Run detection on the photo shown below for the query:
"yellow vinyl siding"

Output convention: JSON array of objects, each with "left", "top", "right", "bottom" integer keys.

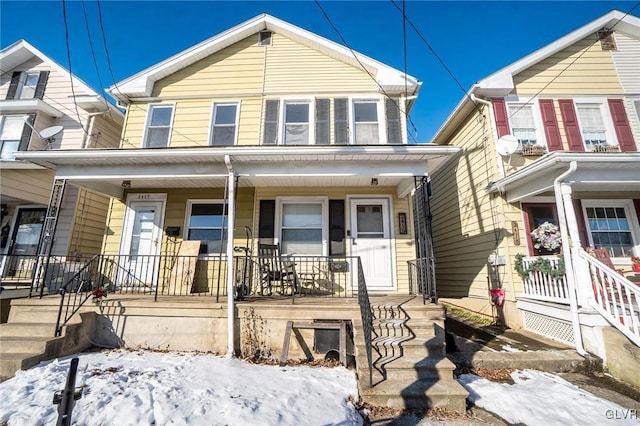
[
  {"left": 514, "top": 36, "right": 623, "bottom": 95},
  {"left": 68, "top": 189, "right": 112, "bottom": 257},
  {"left": 263, "top": 33, "right": 378, "bottom": 93}
]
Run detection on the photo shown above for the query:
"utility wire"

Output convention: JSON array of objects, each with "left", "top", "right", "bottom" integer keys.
[
  {"left": 61, "top": 0, "right": 90, "bottom": 136},
  {"left": 402, "top": 0, "right": 408, "bottom": 102},
  {"left": 313, "top": 0, "right": 419, "bottom": 143}
]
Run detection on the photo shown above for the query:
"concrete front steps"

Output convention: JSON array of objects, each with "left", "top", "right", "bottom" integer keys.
[
  {"left": 0, "top": 296, "right": 96, "bottom": 382},
  {"left": 354, "top": 298, "right": 468, "bottom": 413}
]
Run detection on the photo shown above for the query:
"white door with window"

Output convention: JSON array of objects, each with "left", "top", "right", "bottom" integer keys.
[
  {"left": 119, "top": 196, "right": 165, "bottom": 288},
  {"left": 349, "top": 198, "right": 394, "bottom": 289}
]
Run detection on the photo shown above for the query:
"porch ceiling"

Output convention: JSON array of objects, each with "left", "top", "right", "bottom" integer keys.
[
  {"left": 17, "top": 145, "right": 460, "bottom": 198},
  {"left": 489, "top": 152, "right": 640, "bottom": 203}
]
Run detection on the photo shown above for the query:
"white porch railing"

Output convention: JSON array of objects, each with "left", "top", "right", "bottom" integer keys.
[
  {"left": 520, "top": 256, "right": 570, "bottom": 304},
  {"left": 578, "top": 249, "right": 640, "bottom": 346}
]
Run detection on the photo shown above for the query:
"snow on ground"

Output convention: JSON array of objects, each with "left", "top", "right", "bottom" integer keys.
[
  {"left": 0, "top": 350, "right": 362, "bottom": 426},
  {"left": 458, "top": 369, "right": 639, "bottom": 426}
]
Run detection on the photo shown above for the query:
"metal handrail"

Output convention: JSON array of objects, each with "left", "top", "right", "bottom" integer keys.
[
  {"left": 356, "top": 257, "right": 373, "bottom": 387},
  {"left": 408, "top": 257, "right": 436, "bottom": 304}
]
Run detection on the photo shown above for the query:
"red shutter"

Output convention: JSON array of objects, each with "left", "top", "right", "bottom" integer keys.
[
  {"left": 539, "top": 100, "right": 563, "bottom": 151},
  {"left": 491, "top": 99, "right": 510, "bottom": 138},
  {"left": 558, "top": 99, "right": 584, "bottom": 152},
  {"left": 634, "top": 200, "right": 640, "bottom": 228},
  {"left": 608, "top": 99, "right": 637, "bottom": 152},
  {"left": 572, "top": 199, "right": 590, "bottom": 248}
]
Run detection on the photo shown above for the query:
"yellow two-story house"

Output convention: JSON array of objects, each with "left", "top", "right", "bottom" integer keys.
[{"left": 430, "top": 10, "right": 640, "bottom": 386}]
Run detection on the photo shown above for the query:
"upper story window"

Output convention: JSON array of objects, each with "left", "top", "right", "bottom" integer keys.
[
  {"left": 0, "top": 115, "right": 25, "bottom": 160},
  {"left": 210, "top": 103, "right": 238, "bottom": 146},
  {"left": 283, "top": 102, "right": 311, "bottom": 145},
  {"left": 508, "top": 104, "right": 538, "bottom": 146},
  {"left": 575, "top": 104, "right": 608, "bottom": 150},
  {"left": 18, "top": 72, "right": 40, "bottom": 99},
  {"left": 143, "top": 104, "right": 174, "bottom": 148},
  {"left": 185, "top": 201, "right": 227, "bottom": 255},
  {"left": 353, "top": 100, "right": 380, "bottom": 144},
  {"left": 6, "top": 71, "right": 49, "bottom": 101}
]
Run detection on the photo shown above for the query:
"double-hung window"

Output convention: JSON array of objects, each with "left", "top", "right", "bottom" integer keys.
[
  {"left": 144, "top": 104, "right": 174, "bottom": 148},
  {"left": 278, "top": 198, "right": 326, "bottom": 256},
  {"left": 0, "top": 116, "right": 24, "bottom": 160},
  {"left": 210, "top": 103, "right": 238, "bottom": 146},
  {"left": 353, "top": 100, "right": 380, "bottom": 144},
  {"left": 18, "top": 72, "right": 39, "bottom": 99},
  {"left": 576, "top": 104, "right": 608, "bottom": 150},
  {"left": 508, "top": 104, "right": 537, "bottom": 146},
  {"left": 283, "top": 102, "right": 310, "bottom": 145},
  {"left": 582, "top": 200, "right": 639, "bottom": 258},
  {"left": 185, "top": 201, "right": 228, "bottom": 255}
]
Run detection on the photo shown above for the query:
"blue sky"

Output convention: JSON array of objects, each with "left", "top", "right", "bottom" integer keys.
[{"left": 1, "top": 1, "right": 638, "bottom": 142}]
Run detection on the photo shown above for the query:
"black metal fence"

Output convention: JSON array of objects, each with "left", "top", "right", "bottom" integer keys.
[
  {"left": 356, "top": 258, "right": 374, "bottom": 387},
  {"left": 408, "top": 257, "right": 436, "bottom": 304}
]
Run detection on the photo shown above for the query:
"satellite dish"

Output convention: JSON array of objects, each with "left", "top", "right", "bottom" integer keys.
[
  {"left": 39, "top": 125, "right": 64, "bottom": 141},
  {"left": 496, "top": 135, "right": 519, "bottom": 156}
]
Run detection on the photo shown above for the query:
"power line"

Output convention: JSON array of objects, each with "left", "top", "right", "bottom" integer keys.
[
  {"left": 61, "top": 0, "right": 90, "bottom": 136},
  {"left": 313, "top": 0, "right": 419, "bottom": 143}
]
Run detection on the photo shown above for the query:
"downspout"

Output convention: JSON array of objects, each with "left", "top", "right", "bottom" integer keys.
[
  {"left": 81, "top": 112, "right": 107, "bottom": 149},
  {"left": 224, "top": 155, "right": 236, "bottom": 358},
  {"left": 553, "top": 161, "right": 587, "bottom": 356}
]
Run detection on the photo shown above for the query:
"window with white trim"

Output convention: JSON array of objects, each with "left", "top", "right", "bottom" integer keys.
[
  {"left": 210, "top": 103, "right": 238, "bottom": 146},
  {"left": 277, "top": 198, "right": 327, "bottom": 255},
  {"left": 283, "top": 102, "right": 310, "bottom": 145},
  {"left": 633, "top": 99, "right": 640, "bottom": 122},
  {"left": 508, "top": 104, "right": 537, "bottom": 146},
  {"left": 575, "top": 103, "right": 609, "bottom": 150},
  {"left": 144, "top": 104, "right": 173, "bottom": 148},
  {"left": 185, "top": 201, "right": 227, "bottom": 254},
  {"left": 0, "top": 116, "right": 24, "bottom": 160},
  {"left": 582, "top": 200, "right": 640, "bottom": 258},
  {"left": 353, "top": 100, "right": 380, "bottom": 144},
  {"left": 18, "top": 72, "right": 39, "bottom": 99}
]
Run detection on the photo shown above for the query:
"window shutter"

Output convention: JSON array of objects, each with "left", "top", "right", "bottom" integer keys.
[
  {"left": 258, "top": 200, "right": 276, "bottom": 244},
  {"left": 18, "top": 114, "right": 36, "bottom": 152},
  {"left": 263, "top": 100, "right": 279, "bottom": 145},
  {"left": 491, "top": 99, "right": 510, "bottom": 138},
  {"left": 315, "top": 98, "right": 330, "bottom": 145},
  {"left": 334, "top": 98, "right": 348, "bottom": 145},
  {"left": 385, "top": 98, "right": 402, "bottom": 144},
  {"left": 34, "top": 71, "right": 50, "bottom": 100},
  {"left": 6, "top": 72, "right": 21, "bottom": 100},
  {"left": 539, "top": 99, "right": 563, "bottom": 151},
  {"left": 634, "top": 200, "right": 640, "bottom": 225},
  {"left": 607, "top": 99, "right": 636, "bottom": 152},
  {"left": 329, "top": 200, "right": 345, "bottom": 256},
  {"left": 558, "top": 99, "right": 584, "bottom": 152},
  {"left": 572, "top": 199, "right": 590, "bottom": 248}
]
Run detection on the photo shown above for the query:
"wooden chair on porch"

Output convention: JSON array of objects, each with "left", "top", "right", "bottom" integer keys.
[{"left": 258, "top": 243, "right": 298, "bottom": 295}]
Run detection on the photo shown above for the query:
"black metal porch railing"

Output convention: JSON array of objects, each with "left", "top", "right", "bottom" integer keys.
[
  {"left": 408, "top": 257, "right": 437, "bottom": 304},
  {"left": 356, "top": 257, "right": 374, "bottom": 387}
]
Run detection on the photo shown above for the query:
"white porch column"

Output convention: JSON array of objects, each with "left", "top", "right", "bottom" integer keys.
[
  {"left": 225, "top": 156, "right": 236, "bottom": 357},
  {"left": 560, "top": 184, "right": 591, "bottom": 308}
]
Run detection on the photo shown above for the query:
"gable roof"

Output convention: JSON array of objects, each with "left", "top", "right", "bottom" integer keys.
[
  {"left": 431, "top": 9, "right": 640, "bottom": 144},
  {"left": 0, "top": 39, "right": 123, "bottom": 117},
  {"left": 108, "top": 14, "right": 420, "bottom": 104}
]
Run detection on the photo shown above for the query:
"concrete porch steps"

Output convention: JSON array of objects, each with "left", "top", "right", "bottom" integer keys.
[{"left": 354, "top": 298, "right": 468, "bottom": 413}]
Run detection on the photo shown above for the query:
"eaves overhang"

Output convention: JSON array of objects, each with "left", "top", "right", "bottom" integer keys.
[
  {"left": 0, "top": 99, "right": 63, "bottom": 118},
  {"left": 487, "top": 152, "right": 640, "bottom": 203}
]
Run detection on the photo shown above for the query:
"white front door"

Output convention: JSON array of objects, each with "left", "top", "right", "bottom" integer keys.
[
  {"left": 120, "top": 197, "right": 165, "bottom": 288},
  {"left": 349, "top": 198, "right": 394, "bottom": 289}
]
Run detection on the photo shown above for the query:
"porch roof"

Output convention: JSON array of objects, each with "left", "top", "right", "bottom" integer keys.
[
  {"left": 15, "top": 144, "right": 460, "bottom": 198},
  {"left": 487, "top": 152, "right": 640, "bottom": 203}
]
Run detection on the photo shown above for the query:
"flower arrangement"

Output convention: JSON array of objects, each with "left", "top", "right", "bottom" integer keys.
[
  {"left": 530, "top": 221, "right": 561, "bottom": 252},
  {"left": 91, "top": 287, "right": 107, "bottom": 305},
  {"left": 632, "top": 256, "right": 640, "bottom": 272}
]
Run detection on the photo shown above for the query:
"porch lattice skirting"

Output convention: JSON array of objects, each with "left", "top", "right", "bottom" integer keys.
[{"left": 522, "top": 310, "right": 575, "bottom": 345}]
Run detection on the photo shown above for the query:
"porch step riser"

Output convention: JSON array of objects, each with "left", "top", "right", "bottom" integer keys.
[
  {"left": 0, "top": 339, "right": 48, "bottom": 354},
  {"left": 0, "top": 353, "right": 44, "bottom": 383},
  {"left": 0, "top": 324, "right": 56, "bottom": 338},
  {"left": 361, "top": 392, "right": 467, "bottom": 413}
]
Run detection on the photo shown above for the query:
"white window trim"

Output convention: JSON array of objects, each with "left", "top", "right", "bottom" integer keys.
[
  {"left": 574, "top": 97, "right": 618, "bottom": 150},
  {"left": 141, "top": 103, "right": 176, "bottom": 148},
  {"left": 581, "top": 199, "right": 640, "bottom": 261},
  {"left": 278, "top": 98, "right": 315, "bottom": 146},
  {"left": 274, "top": 196, "right": 329, "bottom": 256},
  {"left": 504, "top": 97, "right": 547, "bottom": 149},
  {"left": 349, "top": 96, "right": 386, "bottom": 145},
  {"left": 183, "top": 199, "right": 228, "bottom": 257},
  {"left": 208, "top": 101, "right": 240, "bottom": 146},
  {"left": 17, "top": 71, "right": 39, "bottom": 99},
  {"left": 0, "top": 115, "right": 26, "bottom": 160}
]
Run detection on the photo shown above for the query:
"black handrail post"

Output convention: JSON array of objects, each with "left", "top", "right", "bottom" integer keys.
[
  {"left": 53, "top": 357, "right": 82, "bottom": 426},
  {"left": 55, "top": 288, "right": 66, "bottom": 337},
  {"left": 356, "top": 257, "right": 373, "bottom": 387}
]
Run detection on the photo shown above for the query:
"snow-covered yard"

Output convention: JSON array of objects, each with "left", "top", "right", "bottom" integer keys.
[{"left": 1, "top": 350, "right": 637, "bottom": 425}]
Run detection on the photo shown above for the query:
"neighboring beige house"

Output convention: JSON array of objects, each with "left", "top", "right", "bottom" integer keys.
[
  {"left": 0, "top": 40, "right": 124, "bottom": 289},
  {"left": 430, "top": 10, "right": 640, "bottom": 384}
]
